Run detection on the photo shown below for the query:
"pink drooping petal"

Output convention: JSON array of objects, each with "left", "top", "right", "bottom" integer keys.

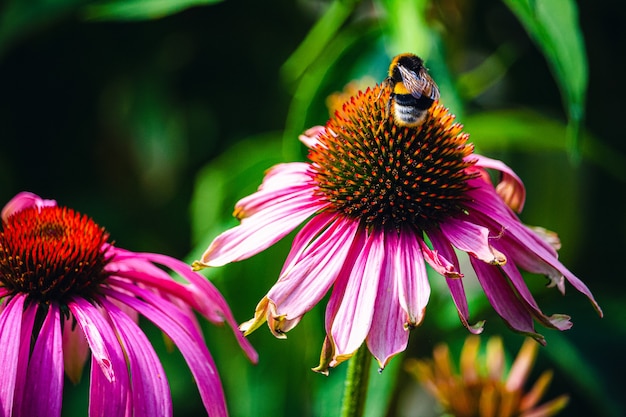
[
  {"left": 324, "top": 227, "right": 367, "bottom": 341},
  {"left": 104, "top": 289, "right": 228, "bottom": 417},
  {"left": 109, "top": 247, "right": 257, "bottom": 363},
  {"left": 328, "top": 229, "right": 383, "bottom": 360},
  {"left": 108, "top": 271, "right": 208, "bottom": 334},
  {"left": 101, "top": 298, "right": 172, "bottom": 417},
  {"left": 467, "top": 184, "right": 602, "bottom": 316},
  {"left": 418, "top": 238, "right": 462, "bottom": 278},
  {"left": 466, "top": 183, "right": 557, "bottom": 257},
  {"left": 557, "top": 267, "right": 603, "bottom": 315},
  {"left": 140, "top": 252, "right": 230, "bottom": 319},
  {"left": 256, "top": 163, "right": 313, "bottom": 193},
  {"left": 11, "top": 301, "right": 37, "bottom": 413},
  {"left": 269, "top": 214, "right": 359, "bottom": 320},
  {"left": 469, "top": 257, "right": 540, "bottom": 341},
  {"left": 466, "top": 187, "right": 565, "bottom": 290},
  {"left": 298, "top": 126, "right": 326, "bottom": 148},
  {"left": 244, "top": 212, "right": 349, "bottom": 336},
  {"left": 439, "top": 218, "right": 506, "bottom": 265},
  {"left": 63, "top": 312, "right": 90, "bottom": 385},
  {"left": 235, "top": 186, "right": 315, "bottom": 220},
  {"left": 109, "top": 247, "right": 215, "bottom": 321},
  {"left": 106, "top": 282, "right": 204, "bottom": 342},
  {"left": 428, "top": 229, "right": 483, "bottom": 334},
  {"left": 1, "top": 191, "right": 57, "bottom": 221},
  {"left": 200, "top": 193, "right": 326, "bottom": 267},
  {"left": 108, "top": 292, "right": 141, "bottom": 323},
  {"left": 68, "top": 297, "right": 129, "bottom": 417},
  {"left": 498, "top": 259, "right": 572, "bottom": 331},
  {"left": 495, "top": 237, "right": 564, "bottom": 290},
  {"left": 20, "top": 304, "right": 64, "bottom": 417},
  {"left": 280, "top": 210, "right": 336, "bottom": 274},
  {"left": 367, "top": 232, "right": 411, "bottom": 368},
  {"left": 235, "top": 164, "right": 315, "bottom": 218},
  {"left": 126, "top": 251, "right": 258, "bottom": 363},
  {"left": 0, "top": 294, "right": 26, "bottom": 416},
  {"left": 89, "top": 356, "right": 130, "bottom": 417},
  {"left": 471, "top": 154, "right": 526, "bottom": 212},
  {"left": 395, "top": 229, "right": 430, "bottom": 327},
  {"left": 464, "top": 180, "right": 557, "bottom": 261},
  {"left": 505, "top": 228, "right": 600, "bottom": 314}
]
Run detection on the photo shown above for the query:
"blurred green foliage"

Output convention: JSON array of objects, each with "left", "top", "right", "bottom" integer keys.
[
  {"left": 503, "top": 0, "right": 588, "bottom": 157},
  {"left": 1, "top": 0, "right": 624, "bottom": 416}
]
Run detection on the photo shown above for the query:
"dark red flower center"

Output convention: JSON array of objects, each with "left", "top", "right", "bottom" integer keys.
[
  {"left": 0, "top": 206, "right": 111, "bottom": 303},
  {"left": 309, "top": 85, "right": 478, "bottom": 231}
]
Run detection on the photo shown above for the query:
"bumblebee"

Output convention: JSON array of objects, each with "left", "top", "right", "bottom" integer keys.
[{"left": 382, "top": 53, "right": 440, "bottom": 127}]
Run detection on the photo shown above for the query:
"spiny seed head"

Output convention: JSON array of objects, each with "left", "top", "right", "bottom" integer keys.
[
  {"left": 0, "top": 205, "right": 111, "bottom": 304},
  {"left": 309, "top": 84, "right": 477, "bottom": 231}
]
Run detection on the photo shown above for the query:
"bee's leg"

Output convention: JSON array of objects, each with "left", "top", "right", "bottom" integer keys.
[
  {"left": 385, "top": 94, "right": 392, "bottom": 119},
  {"left": 375, "top": 94, "right": 392, "bottom": 137},
  {"left": 376, "top": 77, "right": 392, "bottom": 101}
]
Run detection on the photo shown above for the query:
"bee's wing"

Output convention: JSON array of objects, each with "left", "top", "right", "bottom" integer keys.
[{"left": 398, "top": 65, "right": 440, "bottom": 101}]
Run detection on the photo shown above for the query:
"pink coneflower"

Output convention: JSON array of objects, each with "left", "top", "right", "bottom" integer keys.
[
  {"left": 193, "top": 83, "right": 601, "bottom": 374},
  {"left": 0, "top": 191, "right": 257, "bottom": 416}
]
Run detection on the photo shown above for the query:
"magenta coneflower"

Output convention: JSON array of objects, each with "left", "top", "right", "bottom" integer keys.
[
  {"left": 0, "top": 192, "right": 257, "bottom": 416},
  {"left": 193, "top": 84, "right": 601, "bottom": 373}
]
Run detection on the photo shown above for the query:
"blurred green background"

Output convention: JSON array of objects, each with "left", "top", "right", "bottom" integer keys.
[{"left": 1, "top": 0, "right": 624, "bottom": 416}]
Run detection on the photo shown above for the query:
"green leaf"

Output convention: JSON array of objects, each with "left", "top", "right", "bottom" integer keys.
[
  {"left": 456, "top": 43, "right": 519, "bottom": 101},
  {"left": 280, "top": 0, "right": 360, "bottom": 86},
  {"left": 464, "top": 109, "right": 569, "bottom": 152},
  {"left": 502, "top": 0, "right": 588, "bottom": 159},
  {"left": 83, "top": 0, "right": 222, "bottom": 21},
  {"left": 282, "top": 26, "right": 378, "bottom": 160},
  {"left": 380, "top": 0, "right": 431, "bottom": 58},
  {"left": 463, "top": 109, "right": 626, "bottom": 183},
  {"left": 545, "top": 332, "right": 622, "bottom": 417},
  {"left": 188, "top": 132, "right": 285, "bottom": 258},
  {"left": 0, "top": 0, "right": 91, "bottom": 56}
]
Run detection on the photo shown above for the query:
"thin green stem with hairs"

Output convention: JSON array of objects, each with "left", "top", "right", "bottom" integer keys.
[{"left": 340, "top": 344, "right": 372, "bottom": 417}]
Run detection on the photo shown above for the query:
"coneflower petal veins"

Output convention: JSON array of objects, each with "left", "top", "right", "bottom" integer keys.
[{"left": 310, "top": 85, "right": 478, "bottom": 230}]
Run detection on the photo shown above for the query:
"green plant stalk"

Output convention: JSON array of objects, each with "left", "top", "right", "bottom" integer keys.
[{"left": 340, "top": 344, "right": 372, "bottom": 417}]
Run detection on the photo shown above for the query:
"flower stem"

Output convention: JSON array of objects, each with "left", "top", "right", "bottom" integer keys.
[{"left": 340, "top": 344, "right": 372, "bottom": 417}]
